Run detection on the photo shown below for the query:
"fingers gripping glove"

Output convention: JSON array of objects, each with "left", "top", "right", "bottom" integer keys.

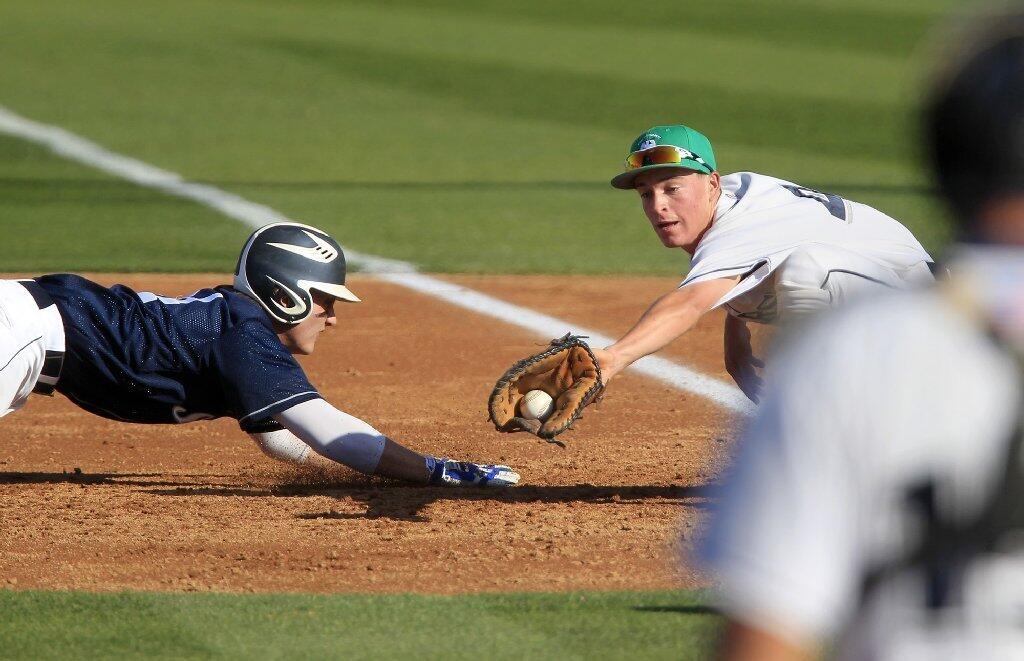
[
  {"left": 488, "top": 333, "right": 604, "bottom": 440},
  {"left": 427, "top": 457, "right": 520, "bottom": 487}
]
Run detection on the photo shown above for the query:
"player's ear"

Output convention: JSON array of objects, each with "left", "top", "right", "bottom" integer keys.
[{"left": 707, "top": 172, "right": 721, "bottom": 198}]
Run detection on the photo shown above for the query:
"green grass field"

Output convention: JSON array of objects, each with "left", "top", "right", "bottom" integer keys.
[
  {"left": 0, "top": 590, "right": 719, "bottom": 660},
  {"left": 0, "top": 0, "right": 957, "bottom": 274},
  {"left": 0, "top": 1, "right": 962, "bottom": 657}
]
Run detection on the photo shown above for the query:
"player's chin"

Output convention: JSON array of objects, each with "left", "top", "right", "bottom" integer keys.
[
  {"left": 294, "top": 340, "right": 317, "bottom": 355},
  {"left": 656, "top": 232, "right": 687, "bottom": 248},
  {"left": 653, "top": 224, "right": 686, "bottom": 247}
]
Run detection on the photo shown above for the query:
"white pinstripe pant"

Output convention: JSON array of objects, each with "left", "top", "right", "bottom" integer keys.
[{"left": 0, "top": 280, "right": 51, "bottom": 417}]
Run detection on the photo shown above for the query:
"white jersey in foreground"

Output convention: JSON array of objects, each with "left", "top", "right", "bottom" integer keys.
[
  {"left": 698, "top": 247, "right": 1024, "bottom": 660},
  {"left": 682, "top": 172, "right": 934, "bottom": 323}
]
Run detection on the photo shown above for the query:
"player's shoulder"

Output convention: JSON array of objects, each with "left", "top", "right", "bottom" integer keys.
[
  {"left": 719, "top": 171, "right": 794, "bottom": 196},
  {"left": 763, "top": 287, "right": 993, "bottom": 447},
  {"left": 212, "top": 287, "right": 277, "bottom": 332},
  {"left": 806, "top": 287, "right": 944, "bottom": 338},
  {"left": 783, "top": 286, "right": 983, "bottom": 375},
  {"left": 211, "top": 288, "right": 299, "bottom": 363},
  {"left": 715, "top": 171, "right": 810, "bottom": 219}
]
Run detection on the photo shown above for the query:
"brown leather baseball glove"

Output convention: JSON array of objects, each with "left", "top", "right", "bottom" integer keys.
[{"left": 488, "top": 334, "right": 604, "bottom": 440}]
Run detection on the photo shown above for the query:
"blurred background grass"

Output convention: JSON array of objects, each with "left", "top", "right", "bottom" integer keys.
[{"left": 0, "top": 0, "right": 960, "bottom": 273}]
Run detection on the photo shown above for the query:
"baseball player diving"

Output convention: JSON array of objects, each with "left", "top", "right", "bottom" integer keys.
[
  {"left": 0, "top": 222, "right": 519, "bottom": 487},
  {"left": 489, "top": 124, "right": 935, "bottom": 439}
]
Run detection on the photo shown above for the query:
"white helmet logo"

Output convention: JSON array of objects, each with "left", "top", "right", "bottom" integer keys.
[{"left": 267, "top": 230, "right": 338, "bottom": 263}]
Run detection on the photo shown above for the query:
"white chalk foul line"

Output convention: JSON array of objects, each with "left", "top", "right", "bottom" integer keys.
[{"left": 0, "top": 104, "right": 753, "bottom": 414}]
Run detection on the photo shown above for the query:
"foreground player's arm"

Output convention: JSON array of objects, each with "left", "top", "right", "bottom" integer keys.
[
  {"left": 274, "top": 399, "right": 518, "bottom": 486},
  {"left": 723, "top": 315, "right": 766, "bottom": 403},
  {"left": 717, "top": 620, "right": 815, "bottom": 661},
  {"left": 594, "top": 275, "right": 739, "bottom": 382}
]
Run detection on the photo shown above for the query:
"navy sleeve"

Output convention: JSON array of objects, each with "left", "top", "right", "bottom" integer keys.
[{"left": 212, "top": 320, "right": 321, "bottom": 432}]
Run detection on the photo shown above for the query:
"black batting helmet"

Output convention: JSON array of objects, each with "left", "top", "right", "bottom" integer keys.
[
  {"left": 924, "top": 9, "right": 1024, "bottom": 224},
  {"left": 234, "top": 222, "right": 360, "bottom": 325}
]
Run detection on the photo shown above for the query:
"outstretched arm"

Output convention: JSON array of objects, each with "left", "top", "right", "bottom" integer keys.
[
  {"left": 273, "top": 398, "right": 518, "bottom": 486},
  {"left": 593, "top": 276, "right": 739, "bottom": 383}
]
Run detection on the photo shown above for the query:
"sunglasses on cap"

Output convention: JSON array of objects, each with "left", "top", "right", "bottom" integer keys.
[{"left": 625, "top": 145, "right": 711, "bottom": 172}]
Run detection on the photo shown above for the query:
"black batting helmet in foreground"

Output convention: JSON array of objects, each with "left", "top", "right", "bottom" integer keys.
[
  {"left": 233, "top": 222, "right": 360, "bottom": 325},
  {"left": 925, "top": 8, "right": 1024, "bottom": 224}
]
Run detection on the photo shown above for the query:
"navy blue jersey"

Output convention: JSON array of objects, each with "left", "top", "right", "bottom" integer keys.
[{"left": 36, "top": 274, "right": 321, "bottom": 431}]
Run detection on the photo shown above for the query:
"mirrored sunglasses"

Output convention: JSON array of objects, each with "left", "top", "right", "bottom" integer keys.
[{"left": 625, "top": 145, "right": 710, "bottom": 171}]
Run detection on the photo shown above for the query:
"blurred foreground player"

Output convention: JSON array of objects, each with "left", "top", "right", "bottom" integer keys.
[
  {"left": 699, "top": 9, "right": 1024, "bottom": 660},
  {"left": 0, "top": 222, "right": 518, "bottom": 487}
]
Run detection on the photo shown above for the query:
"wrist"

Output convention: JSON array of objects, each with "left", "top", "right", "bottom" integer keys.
[
  {"left": 597, "top": 347, "right": 625, "bottom": 382},
  {"left": 425, "top": 455, "right": 445, "bottom": 485}
]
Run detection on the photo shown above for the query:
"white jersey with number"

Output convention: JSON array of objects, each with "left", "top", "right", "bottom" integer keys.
[
  {"left": 681, "top": 172, "right": 934, "bottom": 323},
  {"left": 698, "top": 247, "right": 1024, "bottom": 659}
]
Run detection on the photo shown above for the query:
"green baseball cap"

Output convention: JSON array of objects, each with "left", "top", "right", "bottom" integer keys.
[{"left": 610, "top": 124, "right": 717, "bottom": 190}]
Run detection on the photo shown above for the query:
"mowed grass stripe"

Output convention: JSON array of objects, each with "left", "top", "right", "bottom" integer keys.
[
  {"left": 0, "top": 1, "right": 955, "bottom": 273},
  {"left": 240, "top": 1, "right": 915, "bottom": 107},
  {"left": 0, "top": 1, "right": 941, "bottom": 174},
  {"left": 0, "top": 589, "right": 720, "bottom": 660},
  {"left": 0, "top": 136, "right": 250, "bottom": 273},
  {"left": 346, "top": 0, "right": 954, "bottom": 57},
  {"left": 255, "top": 37, "right": 905, "bottom": 163}
]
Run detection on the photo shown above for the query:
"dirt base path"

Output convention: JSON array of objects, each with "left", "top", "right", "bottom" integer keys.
[{"left": 0, "top": 273, "right": 743, "bottom": 594}]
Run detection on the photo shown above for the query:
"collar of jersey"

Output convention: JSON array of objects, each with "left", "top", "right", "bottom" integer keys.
[{"left": 713, "top": 188, "right": 738, "bottom": 222}]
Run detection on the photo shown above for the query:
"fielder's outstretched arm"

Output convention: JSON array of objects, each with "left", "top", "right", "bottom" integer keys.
[
  {"left": 273, "top": 398, "right": 518, "bottom": 487},
  {"left": 594, "top": 275, "right": 739, "bottom": 382}
]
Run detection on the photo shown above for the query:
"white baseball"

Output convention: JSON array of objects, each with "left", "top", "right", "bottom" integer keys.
[{"left": 519, "top": 389, "right": 555, "bottom": 421}]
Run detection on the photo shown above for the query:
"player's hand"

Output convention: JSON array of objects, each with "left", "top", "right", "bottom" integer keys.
[{"left": 427, "top": 458, "right": 520, "bottom": 487}]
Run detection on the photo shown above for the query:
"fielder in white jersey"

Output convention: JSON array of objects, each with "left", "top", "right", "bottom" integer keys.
[{"left": 595, "top": 125, "right": 933, "bottom": 401}]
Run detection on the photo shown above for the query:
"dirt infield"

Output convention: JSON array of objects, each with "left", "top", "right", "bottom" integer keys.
[{"left": 0, "top": 273, "right": 745, "bottom": 594}]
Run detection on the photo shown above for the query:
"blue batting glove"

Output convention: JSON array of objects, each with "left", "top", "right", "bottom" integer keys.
[{"left": 426, "top": 457, "right": 520, "bottom": 487}]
